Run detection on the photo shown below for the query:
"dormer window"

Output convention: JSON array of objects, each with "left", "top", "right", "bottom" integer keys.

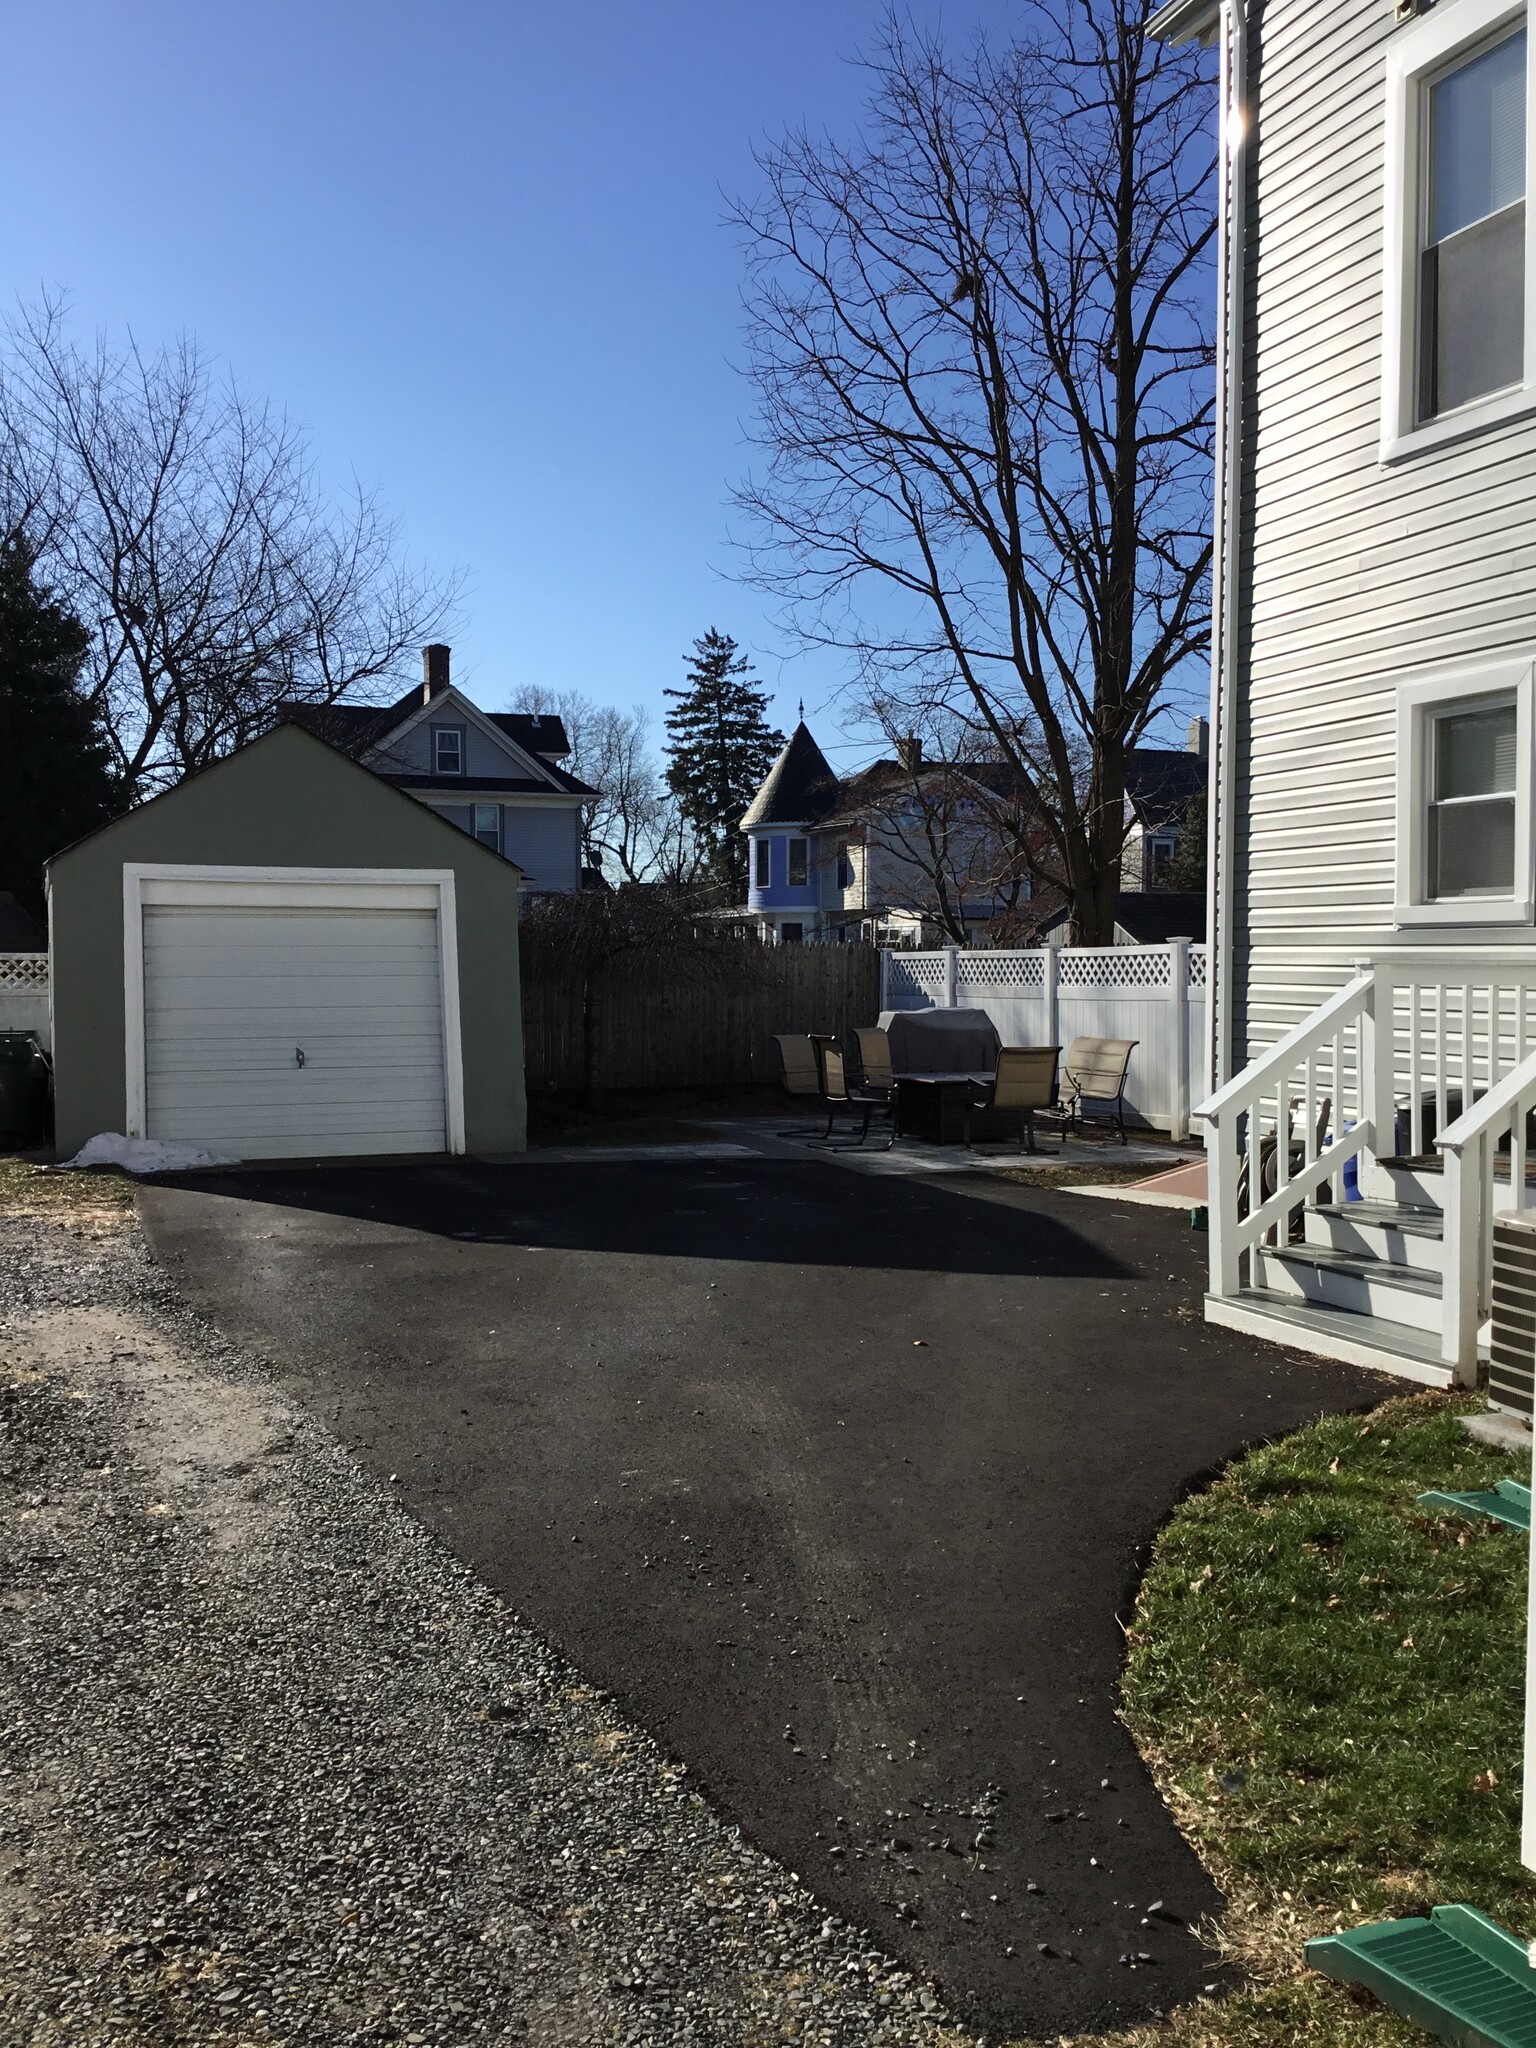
[{"left": 434, "top": 726, "right": 464, "bottom": 775}]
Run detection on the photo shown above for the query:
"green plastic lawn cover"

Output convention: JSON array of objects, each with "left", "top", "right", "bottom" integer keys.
[
  {"left": 1415, "top": 1480, "right": 1532, "bottom": 1532},
  {"left": 1306, "top": 1905, "right": 1536, "bottom": 2048}
]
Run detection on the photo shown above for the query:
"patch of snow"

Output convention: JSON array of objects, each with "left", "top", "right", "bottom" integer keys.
[{"left": 61, "top": 1133, "right": 234, "bottom": 1175}]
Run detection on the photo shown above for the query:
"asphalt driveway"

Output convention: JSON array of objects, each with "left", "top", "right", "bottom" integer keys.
[{"left": 138, "top": 1155, "right": 1387, "bottom": 2039}]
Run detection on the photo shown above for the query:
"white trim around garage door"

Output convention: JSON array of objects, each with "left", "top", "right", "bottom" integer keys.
[{"left": 122, "top": 864, "right": 467, "bottom": 1154}]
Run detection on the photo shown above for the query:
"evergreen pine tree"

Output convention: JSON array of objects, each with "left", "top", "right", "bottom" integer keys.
[
  {"left": 0, "top": 533, "right": 122, "bottom": 921},
  {"left": 663, "top": 630, "right": 784, "bottom": 898}
]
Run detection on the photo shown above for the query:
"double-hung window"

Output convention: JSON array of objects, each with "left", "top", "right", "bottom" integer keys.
[
  {"left": 1396, "top": 661, "right": 1535, "bottom": 922},
  {"left": 787, "top": 838, "right": 808, "bottom": 888},
  {"left": 1385, "top": 0, "right": 1535, "bottom": 456},
  {"left": 434, "top": 726, "right": 464, "bottom": 775},
  {"left": 472, "top": 803, "right": 501, "bottom": 852},
  {"left": 753, "top": 837, "right": 771, "bottom": 888}
]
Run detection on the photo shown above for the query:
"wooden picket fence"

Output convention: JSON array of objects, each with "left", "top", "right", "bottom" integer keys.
[{"left": 521, "top": 942, "right": 880, "bottom": 1093}]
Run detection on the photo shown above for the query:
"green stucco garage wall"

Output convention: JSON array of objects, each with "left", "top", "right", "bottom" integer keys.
[{"left": 47, "top": 722, "right": 526, "bottom": 1158}]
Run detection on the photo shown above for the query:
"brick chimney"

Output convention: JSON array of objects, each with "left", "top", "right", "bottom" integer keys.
[
  {"left": 422, "top": 644, "right": 451, "bottom": 702},
  {"left": 896, "top": 734, "right": 923, "bottom": 773}
]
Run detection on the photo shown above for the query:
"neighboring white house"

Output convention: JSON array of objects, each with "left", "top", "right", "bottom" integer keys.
[
  {"left": 283, "top": 645, "right": 595, "bottom": 894},
  {"left": 1153, "top": 0, "right": 1536, "bottom": 1397}
]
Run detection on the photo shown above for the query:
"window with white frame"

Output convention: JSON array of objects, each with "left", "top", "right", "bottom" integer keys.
[
  {"left": 1395, "top": 660, "right": 1536, "bottom": 922},
  {"left": 472, "top": 804, "right": 501, "bottom": 852},
  {"left": 787, "top": 837, "right": 808, "bottom": 888},
  {"left": 754, "top": 836, "right": 770, "bottom": 888},
  {"left": 1384, "top": 0, "right": 1535, "bottom": 457},
  {"left": 434, "top": 726, "right": 464, "bottom": 775}
]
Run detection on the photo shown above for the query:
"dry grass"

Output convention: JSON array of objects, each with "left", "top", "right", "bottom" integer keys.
[{"left": 0, "top": 1155, "right": 135, "bottom": 1232}]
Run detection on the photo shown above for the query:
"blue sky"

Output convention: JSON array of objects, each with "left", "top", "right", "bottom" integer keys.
[{"left": 4, "top": 1, "right": 1202, "bottom": 772}]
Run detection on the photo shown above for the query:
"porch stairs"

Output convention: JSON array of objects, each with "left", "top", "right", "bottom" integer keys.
[
  {"left": 1207, "top": 1168, "right": 1455, "bottom": 1388},
  {"left": 1202, "top": 959, "right": 1536, "bottom": 1393}
]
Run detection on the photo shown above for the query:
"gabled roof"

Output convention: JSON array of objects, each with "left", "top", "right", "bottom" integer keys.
[
  {"left": 279, "top": 689, "right": 595, "bottom": 798},
  {"left": 739, "top": 723, "right": 840, "bottom": 828}
]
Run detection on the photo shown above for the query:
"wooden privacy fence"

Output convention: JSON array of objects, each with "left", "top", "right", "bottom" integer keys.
[{"left": 521, "top": 943, "right": 881, "bottom": 1093}]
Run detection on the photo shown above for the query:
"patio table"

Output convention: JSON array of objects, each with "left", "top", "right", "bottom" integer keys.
[{"left": 893, "top": 1070, "right": 998, "bottom": 1144}]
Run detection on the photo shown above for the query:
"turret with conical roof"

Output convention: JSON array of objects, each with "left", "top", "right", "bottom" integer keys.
[{"left": 739, "top": 723, "right": 843, "bottom": 938}]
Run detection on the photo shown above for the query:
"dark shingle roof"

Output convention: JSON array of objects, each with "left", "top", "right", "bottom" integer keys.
[
  {"left": 1124, "top": 747, "right": 1207, "bottom": 830},
  {"left": 278, "top": 695, "right": 592, "bottom": 794},
  {"left": 739, "top": 724, "right": 840, "bottom": 828},
  {"left": 1038, "top": 890, "right": 1206, "bottom": 944}
]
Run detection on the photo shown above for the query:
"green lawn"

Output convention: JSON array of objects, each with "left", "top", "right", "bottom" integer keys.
[{"left": 1057, "top": 1391, "right": 1536, "bottom": 2047}]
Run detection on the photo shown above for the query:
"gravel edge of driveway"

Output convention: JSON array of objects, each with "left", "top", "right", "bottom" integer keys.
[{"left": 0, "top": 1199, "right": 978, "bottom": 2048}]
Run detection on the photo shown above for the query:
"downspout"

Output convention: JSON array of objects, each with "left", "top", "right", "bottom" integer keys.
[{"left": 1208, "top": 0, "right": 1249, "bottom": 1090}]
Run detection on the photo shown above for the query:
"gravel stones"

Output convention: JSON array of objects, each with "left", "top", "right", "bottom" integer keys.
[{"left": 0, "top": 1205, "right": 959, "bottom": 2046}]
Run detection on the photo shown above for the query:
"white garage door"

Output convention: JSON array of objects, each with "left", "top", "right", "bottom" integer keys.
[{"left": 141, "top": 897, "right": 450, "bottom": 1159}]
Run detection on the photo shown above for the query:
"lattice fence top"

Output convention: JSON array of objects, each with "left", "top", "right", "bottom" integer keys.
[
  {"left": 886, "top": 953, "right": 947, "bottom": 994},
  {"left": 1188, "top": 946, "right": 1208, "bottom": 988},
  {"left": 1058, "top": 947, "right": 1171, "bottom": 992},
  {"left": 0, "top": 953, "right": 47, "bottom": 991},
  {"left": 956, "top": 952, "right": 1046, "bottom": 992}
]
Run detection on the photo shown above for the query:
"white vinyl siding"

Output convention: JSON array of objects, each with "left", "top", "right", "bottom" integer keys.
[
  {"left": 1228, "top": 0, "right": 1536, "bottom": 1066},
  {"left": 142, "top": 904, "right": 446, "bottom": 1158}
]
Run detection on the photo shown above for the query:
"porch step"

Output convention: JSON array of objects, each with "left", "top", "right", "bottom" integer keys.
[
  {"left": 1257, "top": 1241, "right": 1442, "bottom": 1332},
  {"left": 1306, "top": 1201, "right": 1444, "bottom": 1275},
  {"left": 1207, "top": 1288, "right": 1453, "bottom": 1388}
]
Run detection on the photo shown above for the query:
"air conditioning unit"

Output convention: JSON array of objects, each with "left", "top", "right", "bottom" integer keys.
[{"left": 1490, "top": 1214, "right": 1536, "bottom": 1418}]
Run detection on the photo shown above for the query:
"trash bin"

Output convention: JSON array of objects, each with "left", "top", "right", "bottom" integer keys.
[{"left": 0, "top": 1032, "right": 50, "bottom": 1149}]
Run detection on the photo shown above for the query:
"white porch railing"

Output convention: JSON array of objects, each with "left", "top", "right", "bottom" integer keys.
[
  {"left": 1201, "top": 970, "right": 1376, "bottom": 1294},
  {"left": 1202, "top": 950, "right": 1536, "bottom": 1385}
]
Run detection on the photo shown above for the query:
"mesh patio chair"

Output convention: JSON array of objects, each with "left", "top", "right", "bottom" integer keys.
[
  {"left": 963, "top": 1045, "right": 1062, "bottom": 1153},
  {"left": 1056, "top": 1037, "right": 1139, "bottom": 1144},
  {"left": 774, "top": 1034, "right": 832, "bottom": 1140},
  {"left": 851, "top": 1027, "right": 894, "bottom": 1096},
  {"left": 819, "top": 1041, "right": 896, "bottom": 1149}
]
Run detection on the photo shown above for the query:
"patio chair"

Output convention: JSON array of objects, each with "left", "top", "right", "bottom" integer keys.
[
  {"left": 963, "top": 1045, "right": 1062, "bottom": 1153},
  {"left": 1056, "top": 1037, "right": 1139, "bottom": 1144},
  {"left": 774, "top": 1034, "right": 834, "bottom": 1140},
  {"left": 818, "top": 1041, "right": 895, "bottom": 1149},
  {"left": 851, "top": 1026, "right": 894, "bottom": 1096}
]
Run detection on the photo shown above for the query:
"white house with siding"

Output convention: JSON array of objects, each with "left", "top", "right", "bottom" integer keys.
[{"left": 1153, "top": 0, "right": 1536, "bottom": 1400}]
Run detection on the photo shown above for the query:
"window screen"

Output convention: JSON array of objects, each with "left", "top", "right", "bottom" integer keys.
[
  {"left": 472, "top": 803, "right": 501, "bottom": 851},
  {"left": 1420, "top": 30, "right": 1527, "bottom": 419},
  {"left": 1428, "top": 698, "right": 1518, "bottom": 896}
]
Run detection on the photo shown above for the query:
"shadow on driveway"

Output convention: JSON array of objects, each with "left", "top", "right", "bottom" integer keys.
[{"left": 139, "top": 1155, "right": 1388, "bottom": 2039}]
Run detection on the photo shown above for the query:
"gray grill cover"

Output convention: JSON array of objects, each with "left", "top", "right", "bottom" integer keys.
[{"left": 878, "top": 1007, "right": 1001, "bottom": 1076}]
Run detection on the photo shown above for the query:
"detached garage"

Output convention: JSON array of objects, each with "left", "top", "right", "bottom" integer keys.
[{"left": 49, "top": 723, "right": 526, "bottom": 1161}]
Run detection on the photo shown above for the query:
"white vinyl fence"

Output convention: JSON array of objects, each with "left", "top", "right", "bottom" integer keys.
[
  {"left": 880, "top": 941, "right": 1208, "bottom": 1138},
  {"left": 0, "top": 954, "right": 49, "bottom": 1050}
]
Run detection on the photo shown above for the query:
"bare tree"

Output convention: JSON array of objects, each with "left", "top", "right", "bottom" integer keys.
[
  {"left": 735, "top": 6, "right": 1215, "bottom": 942},
  {"left": 0, "top": 297, "right": 457, "bottom": 802},
  {"left": 511, "top": 682, "right": 705, "bottom": 887}
]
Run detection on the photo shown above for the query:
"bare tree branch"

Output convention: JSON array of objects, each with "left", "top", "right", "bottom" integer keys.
[
  {"left": 0, "top": 295, "right": 461, "bottom": 802},
  {"left": 733, "top": 5, "right": 1215, "bottom": 941}
]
